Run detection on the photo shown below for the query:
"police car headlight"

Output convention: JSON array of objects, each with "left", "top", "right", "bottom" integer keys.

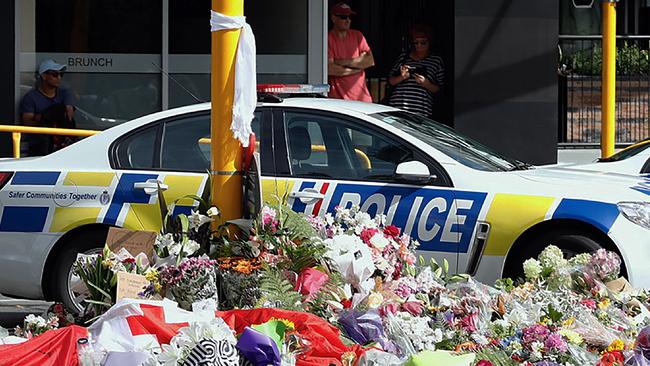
[{"left": 617, "top": 202, "right": 650, "bottom": 230}]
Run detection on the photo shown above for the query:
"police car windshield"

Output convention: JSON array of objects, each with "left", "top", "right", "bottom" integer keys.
[{"left": 371, "top": 111, "right": 528, "bottom": 172}]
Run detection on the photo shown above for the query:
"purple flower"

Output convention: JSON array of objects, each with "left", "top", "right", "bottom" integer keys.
[
  {"left": 544, "top": 332, "right": 567, "bottom": 353},
  {"left": 522, "top": 324, "right": 550, "bottom": 345}
]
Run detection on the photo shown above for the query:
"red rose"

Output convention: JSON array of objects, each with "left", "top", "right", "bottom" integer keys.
[
  {"left": 476, "top": 361, "right": 493, "bottom": 366},
  {"left": 121, "top": 257, "right": 136, "bottom": 264},
  {"left": 383, "top": 225, "right": 400, "bottom": 238},
  {"left": 341, "top": 299, "right": 353, "bottom": 309},
  {"left": 360, "top": 228, "right": 378, "bottom": 244}
]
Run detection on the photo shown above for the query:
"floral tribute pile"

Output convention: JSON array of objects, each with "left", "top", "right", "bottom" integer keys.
[{"left": 5, "top": 203, "right": 650, "bottom": 366}]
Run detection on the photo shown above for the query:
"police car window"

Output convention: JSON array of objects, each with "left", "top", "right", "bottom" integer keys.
[
  {"left": 371, "top": 111, "right": 527, "bottom": 172},
  {"left": 114, "top": 125, "right": 157, "bottom": 169},
  {"left": 285, "top": 111, "right": 415, "bottom": 181},
  {"left": 599, "top": 140, "right": 650, "bottom": 162},
  {"left": 160, "top": 112, "right": 262, "bottom": 172}
]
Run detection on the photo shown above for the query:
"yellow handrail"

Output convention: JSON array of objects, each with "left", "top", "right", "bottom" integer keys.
[{"left": 0, "top": 124, "right": 100, "bottom": 158}]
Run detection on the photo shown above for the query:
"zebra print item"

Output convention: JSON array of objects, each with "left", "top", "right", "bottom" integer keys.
[{"left": 181, "top": 339, "right": 240, "bottom": 366}]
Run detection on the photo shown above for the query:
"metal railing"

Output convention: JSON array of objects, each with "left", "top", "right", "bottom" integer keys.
[
  {"left": 559, "top": 35, "right": 650, "bottom": 145},
  {"left": 0, "top": 125, "right": 99, "bottom": 158}
]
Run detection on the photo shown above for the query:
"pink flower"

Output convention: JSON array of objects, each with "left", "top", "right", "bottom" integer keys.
[
  {"left": 294, "top": 268, "right": 329, "bottom": 299},
  {"left": 544, "top": 332, "right": 568, "bottom": 353},
  {"left": 402, "top": 301, "right": 423, "bottom": 316},
  {"left": 522, "top": 324, "right": 550, "bottom": 345},
  {"left": 261, "top": 206, "right": 277, "bottom": 227},
  {"left": 379, "top": 303, "right": 399, "bottom": 317},
  {"left": 476, "top": 361, "right": 493, "bottom": 366},
  {"left": 459, "top": 313, "right": 478, "bottom": 332},
  {"left": 580, "top": 298, "right": 597, "bottom": 310}
]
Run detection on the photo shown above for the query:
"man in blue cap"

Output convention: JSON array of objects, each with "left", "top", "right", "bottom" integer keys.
[{"left": 20, "top": 59, "right": 76, "bottom": 155}]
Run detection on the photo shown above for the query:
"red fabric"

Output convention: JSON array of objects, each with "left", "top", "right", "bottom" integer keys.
[
  {"left": 327, "top": 29, "right": 373, "bottom": 102},
  {"left": 127, "top": 303, "right": 188, "bottom": 345},
  {"left": 217, "top": 308, "right": 365, "bottom": 366},
  {"left": 0, "top": 325, "right": 87, "bottom": 366}
]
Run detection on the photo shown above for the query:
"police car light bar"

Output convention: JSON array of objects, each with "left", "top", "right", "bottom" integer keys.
[{"left": 256, "top": 84, "right": 330, "bottom": 95}]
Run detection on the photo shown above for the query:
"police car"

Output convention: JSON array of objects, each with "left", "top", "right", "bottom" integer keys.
[
  {"left": 566, "top": 138, "right": 650, "bottom": 175},
  {"left": 0, "top": 84, "right": 649, "bottom": 311}
]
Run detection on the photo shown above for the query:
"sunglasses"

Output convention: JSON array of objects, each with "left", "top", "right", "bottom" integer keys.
[
  {"left": 46, "top": 71, "right": 64, "bottom": 78},
  {"left": 335, "top": 14, "right": 351, "bottom": 20},
  {"left": 411, "top": 40, "right": 429, "bottom": 46}
]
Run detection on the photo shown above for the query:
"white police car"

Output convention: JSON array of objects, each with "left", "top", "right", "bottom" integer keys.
[
  {"left": 0, "top": 85, "right": 649, "bottom": 311},
  {"left": 566, "top": 139, "right": 650, "bottom": 175}
]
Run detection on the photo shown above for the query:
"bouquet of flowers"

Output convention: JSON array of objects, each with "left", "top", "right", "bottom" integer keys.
[
  {"left": 74, "top": 245, "right": 150, "bottom": 317},
  {"left": 14, "top": 314, "right": 59, "bottom": 338},
  {"left": 159, "top": 257, "right": 219, "bottom": 311}
]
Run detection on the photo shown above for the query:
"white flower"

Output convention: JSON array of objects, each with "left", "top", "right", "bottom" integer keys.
[
  {"left": 248, "top": 241, "right": 261, "bottom": 257},
  {"left": 539, "top": 245, "right": 568, "bottom": 269},
  {"left": 523, "top": 258, "right": 542, "bottom": 280},
  {"left": 530, "top": 341, "right": 544, "bottom": 360},
  {"left": 156, "top": 233, "right": 175, "bottom": 249},
  {"left": 183, "top": 240, "right": 200, "bottom": 256},
  {"left": 206, "top": 206, "right": 220, "bottom": 218},
  {"left": 366, "top": 292, "right": 384, "bottom": 308},
  {"left": 188, "top": 210, "right": 212, "bottom": 230},
  {"left": 369, "top": 232, "right": 389, "bottom": 250}
]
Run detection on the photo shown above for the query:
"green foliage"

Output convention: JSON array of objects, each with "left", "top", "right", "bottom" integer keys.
[
  {"left": 305, "top": 269, "right": 345, "bottom": 319},
  {"left": 494, "top": 278, "right": 514, "bottom": 293},
  {"left": 562, "top": 41, "right": 650, "bottom": 75},
  {"left": 257, "top": 267, "right": 303, "bottom": 311},
  {"left": 544, "top": 304, "right": 564, "bottom": 324},
  {"left": 426, "top": 256, "right": 470, "bottom": 284},
  {"left": 274, "top": 204, "right": 317, "bottom": 242}
]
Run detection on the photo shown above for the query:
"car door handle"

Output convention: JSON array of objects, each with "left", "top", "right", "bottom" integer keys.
[
  {"left": 134, "top": 179, "right": 168, "bottom": 195},
  {"left": 289, "top": 189, "right": 325, "bottom": 204}
]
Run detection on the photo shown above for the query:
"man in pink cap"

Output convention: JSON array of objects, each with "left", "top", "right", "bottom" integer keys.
[{"left": 327, "top": 2, "right": 374, "bottom": 102}]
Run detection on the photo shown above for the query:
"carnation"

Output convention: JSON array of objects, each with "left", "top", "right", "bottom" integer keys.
[{"left": 544, "top": 332, "right": 568, "bottom": 353}]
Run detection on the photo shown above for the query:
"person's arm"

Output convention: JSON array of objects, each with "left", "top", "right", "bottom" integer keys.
[
  {"left": 65, "top": 105, "right": 74, "bottom": 121},
  {"left": 21, "top": 112, "right": 40, "bottom": 126},
  {"left": 328, "top": 57, "right": 361, "bottom": 76},
  {"left": 389, "top": 65, "right": 410, "bottom": 86},
  {"left": 413, "top": 74, "right": 440, "bottom": 94},
  {"left": 336, "top": 52, "right": 375, "bottom": 70}
]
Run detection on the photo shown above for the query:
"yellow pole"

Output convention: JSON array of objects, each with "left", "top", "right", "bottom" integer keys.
[
  {"left": 211, "top": 0, "right": 243, "bottom": 225},
  {"left": 12, "top": 133, "right": 21, "bottom": 158},
  {"left": 601, "top": 0, "right": 616, "bottom": 158}
]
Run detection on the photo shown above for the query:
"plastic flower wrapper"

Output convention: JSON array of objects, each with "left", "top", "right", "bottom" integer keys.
[
  {"left": 385, "top": 311, "right": 442, "bottom": 355},
  {"left": 294, "top": 268, "right": 328, "bottom": 300},
  {"left": 13, "top": 314, "right": 59, "bottom": 338},
  {"left": 338, "top": 309, "right": 391, "bottom": 350},
  {"left": 357, "top": 348, "right": 402, "bottom": 366},
  {"left": 146, "top": 317, "right": 239, "bottom": 366},
  {"left": 570, "top": 310, "right": 620, "bottom": 348},
  {"left": 237, "top": 327, "right": 282, "bottom": 366},
  {"left": 324, "top": 234, "right": 376, "bottom": 292}
]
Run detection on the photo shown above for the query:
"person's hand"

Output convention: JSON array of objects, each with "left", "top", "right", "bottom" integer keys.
[
  {"left": 399, "top": 65, "right": 410, "bottom": 80},
  {"left": 413, "top": 73, "right": 428, "bottom": 85}
]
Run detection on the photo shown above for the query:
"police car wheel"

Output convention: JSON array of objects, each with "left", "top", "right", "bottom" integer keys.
[
  {"left": 50, "top": 231, "right": 106, "bottom": 314},
  {"left": 503, "top": 231, "right": 603, "bottom": 281}
]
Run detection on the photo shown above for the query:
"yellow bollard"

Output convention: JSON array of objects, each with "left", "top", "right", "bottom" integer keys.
[
  {"left": 12, "top": 132, "right": 21, "bottom": 158},
  {"left": 601, "top": 0, "right": 616, "bottom": 158},
  {"left": 211, "top": 0, "right": 244, "bottom": 226}
]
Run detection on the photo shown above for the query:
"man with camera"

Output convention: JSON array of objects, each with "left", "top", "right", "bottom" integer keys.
[{"left": 387, "top": 23, "right": 445, "bottom": 118}]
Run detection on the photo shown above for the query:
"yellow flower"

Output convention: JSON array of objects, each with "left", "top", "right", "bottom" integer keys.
[
  {"left": 145, "top": 268, "right": 159, "bottom": 282},
  {"left": 101, "top": 258, "right": 113, "bottom": 269},
  {"left": 606, "top": 339, "right": 625, "bottom": 352},
  {"left": 598, "top": 299, "right": 611, "bottom": 309},
  {"left": 366, "top": 292, "right": 384, "bottom": 309},
  {"left": 558, "top": 329, "right": 583, "bottom": 345},
  {"left": 270, "top": 317, "right": 295, "bottom": 330},
  {"left": 341, "top": 351, "right": 356, "bottom": 366},
  {"left": 153, "top": 283, "right": 162, "bottom": 292},
  {"left": 539, "top": 317, "right": 551, "bottom": 325},
  {"left": 562, "top": 317, "right": 575, "bottom": 327}
]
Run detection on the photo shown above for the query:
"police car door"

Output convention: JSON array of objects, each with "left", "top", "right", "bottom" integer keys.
[
  {"left": 275, "top": 108, "right": 464, "bottom": 272},
  {"left": 111, "top": 109, "right": 270, "bottom": 232}
]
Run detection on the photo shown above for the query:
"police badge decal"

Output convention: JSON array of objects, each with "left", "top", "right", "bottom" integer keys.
[{"left": 99, "top": 190, "right": 110, "bottom": 205}]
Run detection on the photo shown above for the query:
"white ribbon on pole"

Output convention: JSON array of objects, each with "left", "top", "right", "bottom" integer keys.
[{"left": 210, "top": 10, "right": 257, "bottom": 147}]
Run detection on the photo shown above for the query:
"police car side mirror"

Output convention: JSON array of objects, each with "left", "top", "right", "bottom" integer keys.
[{"left": 395, "top": 161, "right": 436, "bottom": 184}]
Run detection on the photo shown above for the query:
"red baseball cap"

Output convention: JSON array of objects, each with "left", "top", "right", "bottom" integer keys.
[{"left": 331, "top": 2, "right": 356, "bottom": 16}]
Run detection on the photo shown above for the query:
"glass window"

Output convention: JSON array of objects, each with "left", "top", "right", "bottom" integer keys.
[
  {"left": 113, "top": 124, "right": 158, "bottom": 169},
  {"left": 159, "top": 112, "right": 262, "bottom": 172},
  {"left": 284, "top": 111, "right": 418, "bottom": 182}
]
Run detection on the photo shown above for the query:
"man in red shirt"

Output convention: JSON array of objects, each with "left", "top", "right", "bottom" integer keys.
[{"left": 327, "top": 3, "right": 374, "bottom": 102}]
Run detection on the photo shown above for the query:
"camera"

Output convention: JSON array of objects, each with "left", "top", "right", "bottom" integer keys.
[{"left": 407, "top": 65, "right": 427, "bottom": 76}]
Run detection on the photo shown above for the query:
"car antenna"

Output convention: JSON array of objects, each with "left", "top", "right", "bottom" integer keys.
[{"left": 151, "top": 62, "right": 204, "bottom": 103}]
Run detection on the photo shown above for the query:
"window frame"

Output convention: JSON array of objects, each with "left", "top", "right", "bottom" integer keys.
[
  {"left": 273, "top": 107, "right": 453, "bottom": 187},
  {"left": 109, "top": 109, "right": 274, "bottom": 174}
]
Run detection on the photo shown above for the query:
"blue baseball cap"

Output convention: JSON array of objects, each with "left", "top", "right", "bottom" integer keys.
[{"left": 38, "top": 59, "right": 66, "bottom": 75}]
